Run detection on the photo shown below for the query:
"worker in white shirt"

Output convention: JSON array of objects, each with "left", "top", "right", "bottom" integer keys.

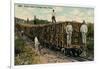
[
  {"left": 65, "top": 22, "right": 73, "bottom": 47},
  {"left": 80, "top": 20, "right": 88, "bottom": 45},
  {"left": 52, "top": 9, "right": 56, "bottom": 23},
  {"left": 34, "top": 36, "right": 40, "bottom": 55},
  {"left": 80, "top": 20, "right": 88, "bottom": 57}
]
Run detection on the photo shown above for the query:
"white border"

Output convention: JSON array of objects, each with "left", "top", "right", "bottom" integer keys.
[
  {"left": 11, "top": 0, "right": 96, "bottom": 69},
  {"left": 11, "top": 0, "right": 14, "bottom": 68}
]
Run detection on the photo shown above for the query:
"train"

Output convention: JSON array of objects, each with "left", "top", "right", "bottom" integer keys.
[{"left": 15, "top": 21, "right": 83, "bottom": 57}]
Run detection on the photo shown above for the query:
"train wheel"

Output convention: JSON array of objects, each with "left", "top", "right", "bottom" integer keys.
[{"left": 74, "top": 48, "right": 83, "bottom": 57}]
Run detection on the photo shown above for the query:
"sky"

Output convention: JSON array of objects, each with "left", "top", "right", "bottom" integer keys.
[{"left": 15, "top": 3, "right": 94, "bottom": 23}]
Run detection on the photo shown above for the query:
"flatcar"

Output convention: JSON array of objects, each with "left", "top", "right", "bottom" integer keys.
[{"left": 15, "top": 21, "right": 83, "bottom": 57}]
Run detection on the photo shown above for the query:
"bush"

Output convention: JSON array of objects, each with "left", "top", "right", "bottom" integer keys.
[
  {"left": 87, "top": 23, "right": 94, "bottom": 52},
  {"left": 15, "top": 46, "right": 41, "bottom": 65},
  {"left": 15, "top": 37, "right": 41, "bottom": 65},
  {"left": 15, "top": 38, "right": 25, "bottom": 55},
  {"left": 87, "top": 23, "right": 94, "bottom": 38}
]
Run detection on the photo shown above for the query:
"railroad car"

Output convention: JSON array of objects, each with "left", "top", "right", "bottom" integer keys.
[{"left": 15, "top": 22, "right": 83, "bottom": 57}]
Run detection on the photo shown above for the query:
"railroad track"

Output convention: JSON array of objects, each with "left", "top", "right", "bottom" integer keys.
[{"left": 69, "top": 56, "right": 91, "bottom": 62}]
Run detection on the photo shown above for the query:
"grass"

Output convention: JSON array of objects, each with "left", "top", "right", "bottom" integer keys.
[{"left": 15, "top": 35, "right": 41, "bottom": 65}]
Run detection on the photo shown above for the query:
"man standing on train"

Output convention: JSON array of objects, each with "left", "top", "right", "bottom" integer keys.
[
  {"left": 65, "top": 22, "right": 73, "bottom": 47},
  {"left": 51, "top": 9, "right": 56, "bottom": 23},
  {"left": 80, "top": 20, "right": 88, "bottom": 57}
]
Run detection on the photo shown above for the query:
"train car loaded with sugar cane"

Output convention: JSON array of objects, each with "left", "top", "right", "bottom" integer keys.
[{"left": 15, "top": 21, "right": 85, "bottom": 57}]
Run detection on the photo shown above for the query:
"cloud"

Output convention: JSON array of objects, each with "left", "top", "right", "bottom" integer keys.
[
  {"left": 54, "top": 7, "right": 63, "bottom": 12},
  {"left": 15, "top": 5, "right": 34, "bottom": 20},
  {"left": 15, "top": 4, "right": 94, "bottom": 23},
  {"left": 56, "top": 16, "right": 66, "bottom": 22},
  {"left": 66, "top": 8, "right": 94, "bottom": 23}
]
